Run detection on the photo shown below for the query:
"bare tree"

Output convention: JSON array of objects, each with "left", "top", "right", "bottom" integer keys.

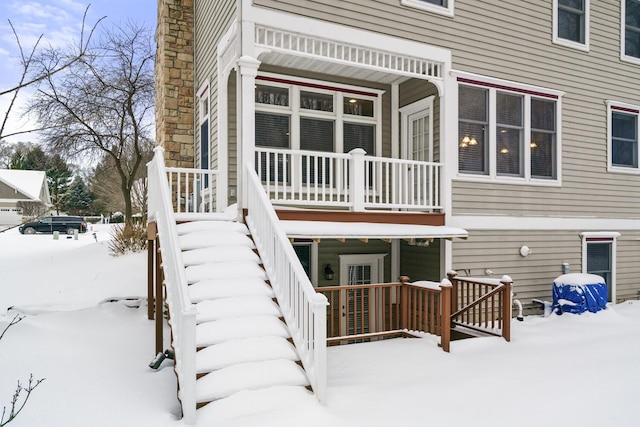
[
  {"left": 0, "top": 315, "right": 45, "bottom": 427},
  {"left": 28, "top": 22, "right": 155, "bottom": 231},
  {"left": 16, "top": 201, "right": 48, "bottom": 221},
  {"left": 0, "top": 7, "right": 103, "bottom": 141}
]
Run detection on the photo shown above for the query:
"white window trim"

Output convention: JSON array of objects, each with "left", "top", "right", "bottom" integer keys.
[
  {"left": 338, "top": 254, "right": 387, "bottom": 286},
  {"left": 401, "top": 0, "right": 454, "bottom": 17},
  {"left": 552, "top": 0, "right": 590, "bottom": 52},
  {"left": 399, "top": 96, "right": 435, "bottom": 161},
  {"left": 580, "top": 231, "right": 619, "bottom": 302},
  {"left": 621, "top": 0, "right": 640, "bottom": 65},
  {"left": 606, "top": 100, "right": 640, "bottom": 174},
  {"left": 452, "top": 70, "right": 564, "bottom": 187},
  {"left": 255, "top": 72, "right": 384, "bottom": 156}
]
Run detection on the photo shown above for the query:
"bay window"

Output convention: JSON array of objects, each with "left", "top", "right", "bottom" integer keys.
[{"left": 457, "top": 76, "right": 562, "bottom": 183}]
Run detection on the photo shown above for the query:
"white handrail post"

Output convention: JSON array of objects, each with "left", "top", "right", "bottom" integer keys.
[
  {"left": 181, "top": 310, "right": 197, "bottom": 424},
  {"left": 312, "top": 294, "right": 328, "bottom": 403},
  {"left": 349, "top": 148, "right": 366, "bottom": 212}
]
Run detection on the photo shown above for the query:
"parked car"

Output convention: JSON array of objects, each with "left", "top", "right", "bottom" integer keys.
[{"left": 19, "top": 216, "right": 88, "bottom": 235}]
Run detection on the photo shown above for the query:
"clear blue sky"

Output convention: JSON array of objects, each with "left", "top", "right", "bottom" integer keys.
[{"left": 0, "top": 0, "right": 157, "bottom": 142}]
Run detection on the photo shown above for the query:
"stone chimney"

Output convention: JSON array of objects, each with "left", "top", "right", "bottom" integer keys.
[{"left": 155, "top": 0, "right": 194, "bottom": 167}]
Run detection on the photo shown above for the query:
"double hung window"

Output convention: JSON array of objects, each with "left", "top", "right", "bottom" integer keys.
[
  {"left": 623, "top": 0, "right": 640, "bottom": 62},
  {"left": 457, "top": 75, "right": 562, "bottom": 183},
  {"left": 254, "top": 74, "right": 381, "bottom": 183},
  {"left": 608, "top": 102, "right": 640, "bottom": 172},
  {"left": 553, "top": 0, "right": 589, "bottom": 50}
]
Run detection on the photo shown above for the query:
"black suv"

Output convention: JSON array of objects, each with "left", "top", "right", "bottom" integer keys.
[{"left": 19, "top": 216, "right": 88, "bottom": 235}]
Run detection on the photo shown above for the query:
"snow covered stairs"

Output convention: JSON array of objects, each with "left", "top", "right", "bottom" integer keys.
[{"left": 175, "top": 219, "right": 310, "bottom": 407}]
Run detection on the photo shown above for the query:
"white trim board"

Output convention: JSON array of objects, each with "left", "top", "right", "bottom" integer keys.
[{"left": 449, "top": 215, "right": 640, "bottom": 231}]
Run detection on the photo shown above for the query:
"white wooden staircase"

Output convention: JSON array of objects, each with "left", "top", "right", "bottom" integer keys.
[{"left": 175, "top": 218, "right": 310, "bottom": 407}]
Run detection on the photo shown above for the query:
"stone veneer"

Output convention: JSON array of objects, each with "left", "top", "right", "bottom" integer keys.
[{"left": 155, "top": 0, "right": 195, "bottom": 167}]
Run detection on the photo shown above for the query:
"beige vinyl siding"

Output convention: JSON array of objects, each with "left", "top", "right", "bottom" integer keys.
[
  {"left": 316, "top": 240, "right": 392, "bottom": 288},
  {"left": 194, "top": 0, "right": 236, "bottom": 175},
  {"left": 252, "top": 0, "right": 640, "bottom": 219},
  {"left": 399, "top": 239, "right": 441, "bottom": 282},
  {"left": 0, "top": 182, "right": 28, "bottom": 199},
  {"left": 452, "top": 229, "right": 640, "bottom": 308}
]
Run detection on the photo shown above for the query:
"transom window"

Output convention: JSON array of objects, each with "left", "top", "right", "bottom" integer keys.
[
  {"left": 608, "top": 101, "right": 640, "bottom": 172},
  {"left": 401, "top": 0, "right": 454, "bottom": 17},
  {"left": 457, "top": 76, "right": 562, "bottom": 184},
  {"left": 553, "top": 0, "right": 589, "bottom": 50},
  {"left": 254, "top": 74, "right": 381, "bottom": 156},
  {"left": 623, "top": 0, "right": 640, "bottom": 62}
]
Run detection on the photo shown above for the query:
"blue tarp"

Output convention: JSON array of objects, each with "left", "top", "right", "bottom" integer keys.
[{"left": 552, "top": 273, "right": 608, "bottom": 315}]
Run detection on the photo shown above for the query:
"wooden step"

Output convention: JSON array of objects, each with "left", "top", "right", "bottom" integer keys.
[
  {"left": 185, "top": 262, "right": 266, "bottom": 284},
  {"left": 188, "top": 278, "right": 274, "bottom": 302},
  {"left": 196, "top": 359, "right": 308, "bottom": 402},
  {"left": 176, "top": 220, "right": 249, "bottom": 235},
  {"left": 182, "top": 246, "right": 260, "bottom": 266},
  {"left": 196, "top": 315, "right": 290, "bottom": 347},
  {"left": 195, "top": 336, "right": 298, "bottom": 373},
  {"left": 195, "top": 296, "right": 281, "bottom": 323},
  {"left": 179, "top": 231, "right": 255, "bottom": 251}
]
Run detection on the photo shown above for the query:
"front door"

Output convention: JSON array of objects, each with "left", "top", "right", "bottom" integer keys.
[{"left": 401, "top": 97, "right": 434, "bottom": 162}]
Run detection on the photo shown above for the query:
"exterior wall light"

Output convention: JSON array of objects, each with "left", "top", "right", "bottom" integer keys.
[{"left": 324, "top": 264, "right": 334, "bottom": 280}]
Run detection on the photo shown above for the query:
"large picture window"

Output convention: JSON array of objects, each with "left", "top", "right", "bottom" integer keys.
[
  {"left": 623, "top": 0, "right": 640, "bottom": 62},
  {"left": 553, "top": 0, "right": 589, "bottom": 50},
  {"left": 608, "top": 102, "right": 640, "bottom": 172},
  {"left": 457, "top": 76, "right": 562, "bottom": 183}
]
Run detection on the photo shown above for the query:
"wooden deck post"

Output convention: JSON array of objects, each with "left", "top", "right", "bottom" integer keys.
[
  {"left": 147, "top": 222, "right": 157, "bottom": 321},
  {"left": 398, "top": 276, "right": 410, "bottom": 330},
  {"left": 155, "top": 236, "right": 164, "bottom": 355},
  {"left": 447, "top": 271, "right": 458, "bottom": 315},
  {"left": 500, "top": 276, "right": 512, "bottom": 343},
  {"left": 439, "top": 278, "right": 452, "bottom": 353}
]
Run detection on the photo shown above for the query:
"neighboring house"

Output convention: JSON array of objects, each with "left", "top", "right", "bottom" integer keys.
[
  {"left": 0, "top": 169, "right": 51, "bottom": 226},
  {"left": 150, "top": 0, "right": 640, "bottom": 419}
]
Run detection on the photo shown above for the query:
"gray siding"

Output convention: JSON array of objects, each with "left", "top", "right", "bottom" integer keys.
[
  {"left": 316, "top": 240, "right": 392, "bottom": 288},
  {"left": 452, "top": 229, "right": 640, "bottom": 307},
  {"left": 399, "top": 239, "right": 441, "bottom": 282},
  {"left": 252, "top": 0, "right": 640, "bottom": 219}
]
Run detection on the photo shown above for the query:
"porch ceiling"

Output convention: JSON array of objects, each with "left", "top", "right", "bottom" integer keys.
[
  {"left": 280, "top": 220, "right": 468, "bottom": 240},
  {"left": 259, "top": 51, "right": 407, "bottom": 85}
]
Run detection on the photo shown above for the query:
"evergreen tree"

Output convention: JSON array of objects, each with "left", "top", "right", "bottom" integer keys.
[
  {"left": 46, "top": 154, "right": 73, "bottom": 214},
  {"left": 64, "top": 177, "right": 93, "bottom": 215}
]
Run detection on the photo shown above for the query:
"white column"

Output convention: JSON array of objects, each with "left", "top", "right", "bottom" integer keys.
[
  {"left": 439, "top": 63, "right": 456, "bottom": 273},
  {"left": 348, "top": 148, "right": 366, "bottom": 212},
  {"left": 236, "top": 55, "right": 261, "bottom": 214}
]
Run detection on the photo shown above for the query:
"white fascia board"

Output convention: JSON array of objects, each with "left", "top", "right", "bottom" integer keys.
[
  {"left": 449, "top": 215, "right": 640, "bottom": 231},
  {"left": 242, "top": 0, "right": 451, "bottom": 64},
  {"left": 450, "top": 69, "right": 566, "bottom": 99}
]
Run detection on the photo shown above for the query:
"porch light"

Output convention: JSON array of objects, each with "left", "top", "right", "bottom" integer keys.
[{"left": 324, "top": 264, "right": 334, "bottom": 281}]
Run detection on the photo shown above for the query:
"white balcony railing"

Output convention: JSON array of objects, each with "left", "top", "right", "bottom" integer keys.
[
  {"left": 254, "top": 147, "right": 441, "bottom": 211},
  {"left": 165, "top": 166, "right": 219, "bottom": 215},
  {"left": 245, "top": 161, "right": 329, "bottom": 403},
  {"left": 148, "top": 147, "right": 197, "bottom": 424}
]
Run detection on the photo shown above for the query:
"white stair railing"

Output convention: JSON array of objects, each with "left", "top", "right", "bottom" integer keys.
[
  {"left": 148, "top": 147, "right": 197, "bottom": 424},
  {"left": 244, "top": 161, "right": 329, "bottom": 403},
  {"left": 165, "top": 166, "right": 219, "bottom": 214}
]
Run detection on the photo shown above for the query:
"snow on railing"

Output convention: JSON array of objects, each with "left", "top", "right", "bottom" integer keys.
[
  {"left": 148, "top": 147, "right": 197, "bottom": 424},
  {"left": 244, "top": 161, "right": 329, "bottom": 403},
  {"left": 165, "top": 166, "right": 219, "bottom": 214},
  {"left": 254, "top": 147, "right": 441, "bottom": 211}
]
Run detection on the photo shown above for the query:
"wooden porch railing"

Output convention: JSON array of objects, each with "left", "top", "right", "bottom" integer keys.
[
  {"left": 317, "top": 276, "right": 453, "bottom": 352},
  {"left": 447, "top": 272, "right": 511, "bottom": 342}
]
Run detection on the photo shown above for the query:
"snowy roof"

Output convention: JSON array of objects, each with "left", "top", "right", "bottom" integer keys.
[
  {"left": 279, "top": 220, "right": 468, "bottom": 239},
  {"left": 0, "top": 169, "right": 48, "bottom": 202}
]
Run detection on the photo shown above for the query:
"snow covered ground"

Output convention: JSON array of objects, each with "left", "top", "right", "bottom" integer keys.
[{"left": 1, "top": 224, "right": 639, "bottom": 426}]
